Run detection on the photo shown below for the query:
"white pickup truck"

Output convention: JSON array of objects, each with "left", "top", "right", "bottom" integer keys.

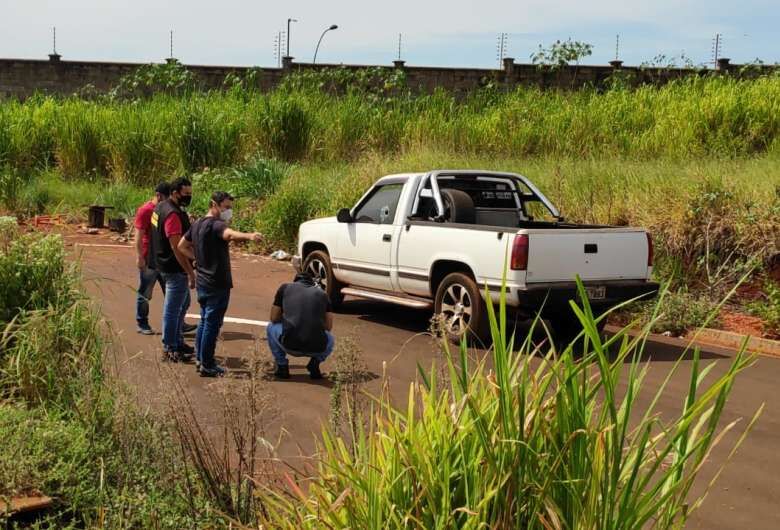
[{"left": 294, "top": 170, "right": 659, "bottom": 343}]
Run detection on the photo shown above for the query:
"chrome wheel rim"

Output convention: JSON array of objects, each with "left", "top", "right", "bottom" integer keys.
[
  {"left": 439, "top": 283, "right": 472, "bottom": 336},
  {"left": 306, "top": 258, "right": 328, "bottom": 291}
]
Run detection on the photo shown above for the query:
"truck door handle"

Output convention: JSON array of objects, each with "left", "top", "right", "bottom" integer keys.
[{"left": 382, "top": 234, "right": 392, "bottom": 242}]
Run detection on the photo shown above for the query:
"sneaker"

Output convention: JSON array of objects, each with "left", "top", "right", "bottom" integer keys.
[
  {"left": 162, "top": 350, "right": 181, "bottom": 363},
  {"left": 178, "top": 343, "right": 195, "bottom": 355},
  {"left": 306, "top": 358, "right": 323, "bottom": 380},
  {"left": 137, "top": 326, "right": 154, "bottom": 336},
  {"left": 274, "top": 364, "right": 290, "bottom": 379},
  {"left": 182, "top": 322, "right": 198, "bottom": 334},
  {"left": 200, "top": 365, "right": 226, "bottom": 378}
]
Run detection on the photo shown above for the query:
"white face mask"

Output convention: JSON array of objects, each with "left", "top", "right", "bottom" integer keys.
[{"left": 219, "top": 208, "right": 233, "bottom": 223}]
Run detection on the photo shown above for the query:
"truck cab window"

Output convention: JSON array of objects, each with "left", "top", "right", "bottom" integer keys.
[{"left": 353, "top": 184, "right": 404, "bottom": 224}]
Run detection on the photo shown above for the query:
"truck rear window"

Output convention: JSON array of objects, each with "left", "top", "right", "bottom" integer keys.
[{"left": 438, "top": 178, "right": 519, "bottom": 209}]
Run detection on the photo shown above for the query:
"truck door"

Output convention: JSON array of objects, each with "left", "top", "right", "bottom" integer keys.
[{"left": 334, "top": 183, "right": 404, "bottom": 292}]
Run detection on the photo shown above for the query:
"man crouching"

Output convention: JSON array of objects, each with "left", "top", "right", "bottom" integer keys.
[{"left": 267, "top": 272, "right": 335, "bottom": 380}]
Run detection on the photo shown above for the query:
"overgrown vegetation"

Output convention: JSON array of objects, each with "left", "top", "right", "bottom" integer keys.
[
  {"left": 0, "top": 225, "right": 217, "bottom": 528},
  {"left": 1, "top": 73, "right": 780, "bottom": 184},
  {"left": 257, "top": 281, "right": 759, "bottom": 528}
]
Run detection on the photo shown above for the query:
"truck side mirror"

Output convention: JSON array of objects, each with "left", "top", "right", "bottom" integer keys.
[{"left": 337, "top": 208, "right": 353, "bottom": 223}]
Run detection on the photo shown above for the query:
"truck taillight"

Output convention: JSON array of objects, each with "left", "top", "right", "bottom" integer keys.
[
  {"left": 511, "top": 234, "right": 529, "bottom": 271},
  {"left": 646, "top": 232, "right": 654, "bottom": 266}
]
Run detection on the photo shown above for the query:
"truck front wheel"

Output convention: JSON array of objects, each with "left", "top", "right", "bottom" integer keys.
[
  {"left": 302, "top": 250, "right": 344, "bottom": 308},
  {"left": 434, "top": 272, "right": 489, "bottom": 345}
]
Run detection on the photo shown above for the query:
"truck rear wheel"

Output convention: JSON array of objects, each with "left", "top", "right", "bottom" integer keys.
[
  {"left": 302, "top": 250, "right": 344, "bottom": 308},
  {"left": 434, "top": 272, "right": 489, "bottom": 345}
]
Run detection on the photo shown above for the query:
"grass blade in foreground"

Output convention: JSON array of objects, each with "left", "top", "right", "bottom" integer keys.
[{"left": 259, "top": 277, "right": 757, "bottom": 529}]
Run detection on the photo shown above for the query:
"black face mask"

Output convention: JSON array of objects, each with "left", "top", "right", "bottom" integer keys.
[{"left": 178, "top": 194, "right": 192, "bottom": 208}]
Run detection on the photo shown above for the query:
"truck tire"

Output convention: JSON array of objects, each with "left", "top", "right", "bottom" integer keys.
[
  {"left": 434, "top": 272, "right": 489, "bottom": 345},
  {"left": 302, "top": 250, "right": 344, "bottom": 308},
  {"left": 440, "top": 189, "right": 475, "bottom": 224}
]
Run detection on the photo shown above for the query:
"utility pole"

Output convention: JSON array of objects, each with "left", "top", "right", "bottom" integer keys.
[
  {"left": 397, "top": 33, "right": 402, "bottom": 60},
  {"left": 49, "top": 26, "right": 61, "bottom": 61},
  {"left": 274, "top": 31, "right": 283, "bottom": 67},
  {"left": 711, "top": 33, "right": 722, "bottom": 67},
  {"left": 169, "top": 30, "right": 174, "bottom": 61},
  {"left": 286, "top": 18, "right": 297, "bottom": 58},
  {"left": 496, "top": 32, "right": 507, "bottom": 67},
  {"left": 615, "top": 34, "right": 620, "bottom": 61}
]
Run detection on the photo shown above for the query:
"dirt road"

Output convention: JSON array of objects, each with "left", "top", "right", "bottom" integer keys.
[{"left": 73, "top": 237, "right": 778, "bottom": 530}]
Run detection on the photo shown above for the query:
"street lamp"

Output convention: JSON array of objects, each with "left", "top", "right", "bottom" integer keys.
[
  {"left": 286, "top": 18, "right": 298, "bottom": 58},
  {"left": 313, "top": 24, "right": 338, "bottom": 64}
]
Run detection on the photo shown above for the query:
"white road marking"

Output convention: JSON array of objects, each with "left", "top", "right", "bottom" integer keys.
[
  {"left": 74, "top": 243, "right": 131, "bottom": 249},
  {"left": 186, "top": 313, "right": 269, "bottom": 327}
]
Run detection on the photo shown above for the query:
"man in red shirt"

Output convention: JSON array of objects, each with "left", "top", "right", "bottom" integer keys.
[{"left": 134, "top": 182, "right": 170, "bottom": 335}]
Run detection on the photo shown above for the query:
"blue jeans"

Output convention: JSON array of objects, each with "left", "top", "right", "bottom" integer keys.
[
  {"left": 195, "top": 288, "right": 230, "bottom": 369},
  {"left": 160, "top": 272, "right": 190, "bottom": 352},
  {"left": 266, "top": 322, "right": 334, "bottom": 366},
  {"left": 136, "top": 267, "right": 165, "bottom": 328}
]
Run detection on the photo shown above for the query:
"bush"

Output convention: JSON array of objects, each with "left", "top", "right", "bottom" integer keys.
[
  {"left": 748, "top": 280, "right": 780, "bottom": 336},
  {"left": 0, "top": 233, "right": 73, "bottom": 324}
]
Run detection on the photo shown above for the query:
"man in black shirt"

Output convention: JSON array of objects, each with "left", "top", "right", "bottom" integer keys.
[
  {"left": 267, "top": 272, "right": 335, "bottom": 379},
  {"left": 179, "top": 191, "right": 261, "bottom": 377},
  {"left": 151, "top": 177, "right": 196, "bottom": 362}
]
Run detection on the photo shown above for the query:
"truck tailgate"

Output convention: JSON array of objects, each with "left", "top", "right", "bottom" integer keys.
[{"left": 524, "top": 228, "right": 649, "bottom": 283}]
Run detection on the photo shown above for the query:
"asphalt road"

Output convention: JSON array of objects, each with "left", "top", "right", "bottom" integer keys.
[{"left": 73, "top": 237, "right": 779, "bottom": 530}]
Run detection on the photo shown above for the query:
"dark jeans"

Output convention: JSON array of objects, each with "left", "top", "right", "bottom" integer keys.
[
  {"left": 136, "top": 267, "right": 165, "bottom": 328},
  {"left": 196, "top": 288, "right": 231, "bottom": 369},
  {"left": 160, "top": 272, "right": 190, "bottom": 352},
  {"left": 266, "top": 322, "right": 334, "bottom": 366}
]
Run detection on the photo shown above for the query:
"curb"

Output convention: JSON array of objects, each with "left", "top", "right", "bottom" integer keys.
[
  {"left": 692, "top": 328, "right": 780, "bottom": 358},
  {"left": 605, "top": 325, "right": 780, "bottom": 359}
]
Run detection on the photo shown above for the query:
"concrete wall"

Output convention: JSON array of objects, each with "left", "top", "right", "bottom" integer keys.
[{"left": 0, "top": 54, "right": 773, "bottom": 100}]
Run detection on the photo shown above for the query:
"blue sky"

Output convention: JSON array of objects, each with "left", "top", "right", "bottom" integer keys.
[{"left": 2, "top": 0, "right": 777, "bottom": 68}]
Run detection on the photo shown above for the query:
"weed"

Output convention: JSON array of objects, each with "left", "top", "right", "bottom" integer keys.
[{"left": 748, "top": 280, "right": 780, "bottom": 336}]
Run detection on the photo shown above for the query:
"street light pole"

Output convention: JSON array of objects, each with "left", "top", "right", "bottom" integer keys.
[
  {"left": 286, "top": 18, "right": 297, "bottom": 57},
  {"left": 313, "top": 24, "right": 338, "bottom": 64}
]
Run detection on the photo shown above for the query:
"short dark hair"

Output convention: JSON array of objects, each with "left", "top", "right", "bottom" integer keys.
[
  {"left": 154, "top": 182, "right": 171, "bottom": 197},
  {"left": 170, "top": 177, "right": 192, "bottom": 193},
  {"left": 211, "top": 191, "right": 234, "bottom": 206}
]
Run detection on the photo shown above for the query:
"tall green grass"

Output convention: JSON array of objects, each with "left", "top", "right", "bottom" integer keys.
[
  {"left": 1, "top": 74, "right": 779, "bottom": 184},
  {"left": 259, "top": 280, "right": 758, "bottom": 529}
]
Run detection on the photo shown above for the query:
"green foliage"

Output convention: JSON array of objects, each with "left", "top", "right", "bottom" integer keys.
[
  {"left": 1, "top": 75, "right": 779, "bottom": 185},
  {"left": 260, "top": 279, "right": 756, "bottom": 529},
  {"left": 531, "top": 38, "right": 594, "bottom": 68},
  {"left": 748, "top": 280, "right": 780, "bottom": 335},
  {"left": 110, "top": 60, "right": 196, "bottom": 100},
  {"left": 262, "top": 95, "right": 313, "bottom": 161},
  {"left": 624, "top": 289, "right": 721, "bottom": 337},
  {"left": 0, "top": 231, "right": 218, "bottom": 528},
  {"left": 0, "top": 233, "right": 71, "bottom": 324}
]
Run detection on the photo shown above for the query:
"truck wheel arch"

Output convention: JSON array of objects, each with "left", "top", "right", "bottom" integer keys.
[
  {"left": 429, "top": 260, "right": 476, "bottom": 297},
  {"left": 302, "top": 241, "right": 329, "bottom": 260}
]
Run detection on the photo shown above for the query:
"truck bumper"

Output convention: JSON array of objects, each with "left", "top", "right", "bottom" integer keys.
[{"left": 515, "top": 280, "right": 660, "bottom": 314}]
